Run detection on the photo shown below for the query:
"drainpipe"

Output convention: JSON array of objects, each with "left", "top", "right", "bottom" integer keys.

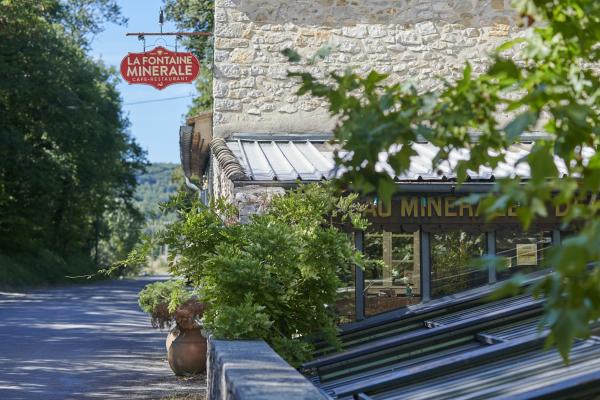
[
  {"left": 184, "top": 176, "right": 200, "bottom": 192},
  {"left": 184, "top": 175, "right": 209, "bottom": 205}
]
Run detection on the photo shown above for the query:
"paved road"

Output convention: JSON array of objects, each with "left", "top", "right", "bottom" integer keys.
[{"left": 0, "top": 277, "right": 206, "bottom": 400}]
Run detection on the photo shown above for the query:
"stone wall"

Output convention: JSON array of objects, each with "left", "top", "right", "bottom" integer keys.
[
  {"left": 208, "top": 153, "right": 234, "bottom": 200},
  {"left": 213, "top": 0, "right": 524, "bottom": 138},
  {"left": 207, "top": 335, "right": 327, "bottom": 400}
]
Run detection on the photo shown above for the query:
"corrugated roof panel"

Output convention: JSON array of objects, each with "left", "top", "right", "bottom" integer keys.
[
  {"left": 276, "top": 142, "right": 323, "bottom": 180},
  {"left": 224, "top": 138, "right": 593, "bottom": 182},
  {"left": 239, "top": 141, "right": 274, "bottom": 180},
  {"left": 477, "top": 318, "right": 541, "bottom": 344},
  {"left": 423, "top": 295, "right": 533, "bottom": 328},
  {"left": 376, "top": 143, "right": 542, "bottom": 181},
  {"left": 258, "top": 141, "right": 298, "bottom": 181},
  {"left": 319, "top": 342, "right": 484, "bottom": 395},
  {"left": 226, "top": 140, "right": 251, "bottom": 177},
  {"left": 371, "top": 340, "right": 600, "bottom": 400},
  {"left": 411, "top": 143, "right": 437, "bottom": 177},
  {"left": 294, "top": 141, "right": 335, "bottom": 179}
]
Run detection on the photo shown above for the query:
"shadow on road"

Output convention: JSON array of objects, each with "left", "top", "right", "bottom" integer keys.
[{"left": 0, "top": 277, "right": 206, "bottom": 400}]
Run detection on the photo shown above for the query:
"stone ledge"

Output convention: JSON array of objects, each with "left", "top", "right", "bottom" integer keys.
[{"left": 207, "top": 336, "right": 328, "bottom": 400}]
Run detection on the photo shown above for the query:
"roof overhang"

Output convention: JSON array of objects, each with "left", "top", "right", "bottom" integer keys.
[{"left": 179, "top": 111, "right": 213, "bottom": 179}]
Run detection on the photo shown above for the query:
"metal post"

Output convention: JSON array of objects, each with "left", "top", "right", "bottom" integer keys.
[
  {"left": 354, "top": 231, "right": 365, "bottom": 321},
  {"left": 552, "top": 229, "right": 561, "bottom": 245},
  {"left": 487, "top": 231, "right": 497, "bottom": 284},
  {"left": 420, "top": 231, "right": 431, "bottom": 302}
]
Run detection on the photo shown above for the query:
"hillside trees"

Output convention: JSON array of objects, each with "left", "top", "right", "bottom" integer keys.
[{"left": 0, "top": 0, "right": 146, "bottom": 286}]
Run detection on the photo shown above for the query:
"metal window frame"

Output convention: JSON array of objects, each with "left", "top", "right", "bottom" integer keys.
[
  {"left": 488, "top": 231, "right": 497, "bottom": 284},
  {"left": 421, "top": 231, "right": 431, "bottom": 303},
  {"left": 351, "top": 228, "right": 556, "bottom": 323},
  {"left": 355, "top": 231, "right": 365, "bottom": 321}
]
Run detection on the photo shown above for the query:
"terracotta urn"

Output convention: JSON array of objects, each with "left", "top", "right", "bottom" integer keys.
[
  {"left": 166, "top": 326, "right": 179, "bottom": 351},
  {"left": 168, "top": 326, "right": 207, "bottom": 375}
]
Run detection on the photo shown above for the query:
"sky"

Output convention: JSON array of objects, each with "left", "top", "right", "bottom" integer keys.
[{"left": 89, "top": 0, "right": 196, "bottom": 164}]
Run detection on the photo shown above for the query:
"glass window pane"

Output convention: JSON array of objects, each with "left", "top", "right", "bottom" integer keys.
[
  {"left": 431, "top": 231, "right": 487, "bottom": 299},
  {"left": 496, "top": 231, "right": 552, "bottom": 280},
  {"left": 335, "top": 233, "right": 356, "bottom": 324},
  {"left": 335, "top": 269, "right": 355, "bottom": 324},
  {"left": 364, "top": 233, "right": 383, "bottom": 286},
  {"left": 364, "top": 231, "right": 421, "bottom": 316}
]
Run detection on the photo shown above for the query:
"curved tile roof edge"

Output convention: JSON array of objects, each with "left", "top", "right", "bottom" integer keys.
[{"left": 210, "top": 137, "right": 248, "bottom": 181}]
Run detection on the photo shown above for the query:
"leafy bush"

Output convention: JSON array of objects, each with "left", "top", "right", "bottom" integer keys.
[
  {"left": 154, "top": 184, "right": 366, "bottom": 365},
  {"left": 138, "top": 280, "right": 193, "bottom": 328}
]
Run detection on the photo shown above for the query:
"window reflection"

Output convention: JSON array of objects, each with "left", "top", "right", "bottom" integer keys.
[
  {"left": 496, "top": 231, "right": 552, "bottom": 280},
  {"left": 431, "top": 231, "right": 487, "bottom": 299},
  {"left": 335, "top": 234, "right": 356, "bottom": 324},
  {"left": 364, "top": 231, "right": 421, "bottom": 316}
]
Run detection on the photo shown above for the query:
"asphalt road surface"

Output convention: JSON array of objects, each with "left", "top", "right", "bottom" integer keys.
[{"left": 0, "top": 277, "right": 206, "bottom": 400}]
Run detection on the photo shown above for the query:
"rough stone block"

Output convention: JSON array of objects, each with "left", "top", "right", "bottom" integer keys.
[
  {"left": 250, "top": 66, "right": 266, "bottom": 76},
  {"left": 239, "top": 77, "right": 256, "bottom": 88},
  {"left": 217, "top": 64, "right": 244, "bottom": 78},
  {"left": 214, "top": 99, "right": 242, "bottom": 112},
  {"left": 415, "top": 21, "right": 437, "bottom": 36},
  {"left": 215, "top": 9, "right": 227, "bottom": 23},
  {"left": 214, "top": 82, "right": 229, "bottom": 98},
  {"left": 207, "top": 337, "right": 327, "bottom": 400},
  {"left": 215, "top": 22, "right": 246, "bottom": 38},
  {"left": 367, "top": 25, "right": 388, "bottom": 38},
  {"left": 396, "top": 31, "right": 422, "bottom": 46},
  {"left": 229, "top": 49, "right": 255, "bottom": 63},
  {"left": 278, "top": 104, "right": 298, "bottom": 114},
  {"left": 337, "top": 38, "right": 361, "bottom": 53},
  {"left": 341, "top": 25, "right": 368, "bottom": 38},
  {"left": 492, "top": 0, "right": 505, "bottom": 10},
  {"left": 215, "top": 38, "right": 249, "bottom": 49}
]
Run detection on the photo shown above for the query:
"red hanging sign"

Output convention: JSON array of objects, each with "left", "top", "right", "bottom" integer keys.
[{"left": 120, "top": 46, "right": 200, "bottom": 90}]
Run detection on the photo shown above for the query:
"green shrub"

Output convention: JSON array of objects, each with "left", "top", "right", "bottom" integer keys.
[
  {"left": 138, "top": 280, "right": 192, "bottom": 328},
  {"left": 155, "top": 183, "right": 366, "bottom": 365}
]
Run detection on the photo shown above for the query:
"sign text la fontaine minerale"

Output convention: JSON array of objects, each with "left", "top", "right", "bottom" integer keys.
[{"left": 120, "top": 46, "right": 200, "bottom": 90}]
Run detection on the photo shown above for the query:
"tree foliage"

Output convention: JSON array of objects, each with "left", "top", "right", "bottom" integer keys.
[
  {"left": 134, "top": 163, "right": 180, "bottom": 236},
  {"left": 163, "top": 0, "right": 214, "bottom": 116},
  {"left": 286, "top": 0, "right": 600, "bottom": 361},
  {"left": 0, "top": 0, "right": 145, "bottom": 286},
  {"left": 47, "top": 0, "right": 127, "bottom": 47}
]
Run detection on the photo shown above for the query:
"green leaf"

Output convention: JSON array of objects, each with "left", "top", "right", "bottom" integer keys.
[
  {"left": 488, "top": 58, "right": 520, "bottom": 79},
  {"left": 528, "top": 144, "right": 558, "bottom": 182},
  {"left": 495, "top": 37, "right": 526, "bottom": 52},
  {"left": 377, "top": 178, "right": 396, "bottom": 206},
  {"left": 564, "top": 104, "right": 590, "bottom": 128},
  {"left": 281, "top": 48, "right": 301, "bottom": 63},
  {"left": 504, "top": 111, "right": 537, "bottom": 142},
  {"left": 531, "top": 197, "right": 548, "bottom": 217}
]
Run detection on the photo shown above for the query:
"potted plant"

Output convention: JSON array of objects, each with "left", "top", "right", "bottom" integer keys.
[{"left": 138, "top": 280, "right": 207, "bottom": 375}]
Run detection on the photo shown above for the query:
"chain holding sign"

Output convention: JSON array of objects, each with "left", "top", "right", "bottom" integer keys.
[{"left": 121, "top": 9, "right": 210, "bottom": 90}]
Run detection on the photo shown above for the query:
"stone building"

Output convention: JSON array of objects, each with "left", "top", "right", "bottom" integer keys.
[
  {"left": 201, "top": 0, "right": 525, "bottom": 207},
  {"left": 180, "top": 0, "right": 567, "bottom": 321}
]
